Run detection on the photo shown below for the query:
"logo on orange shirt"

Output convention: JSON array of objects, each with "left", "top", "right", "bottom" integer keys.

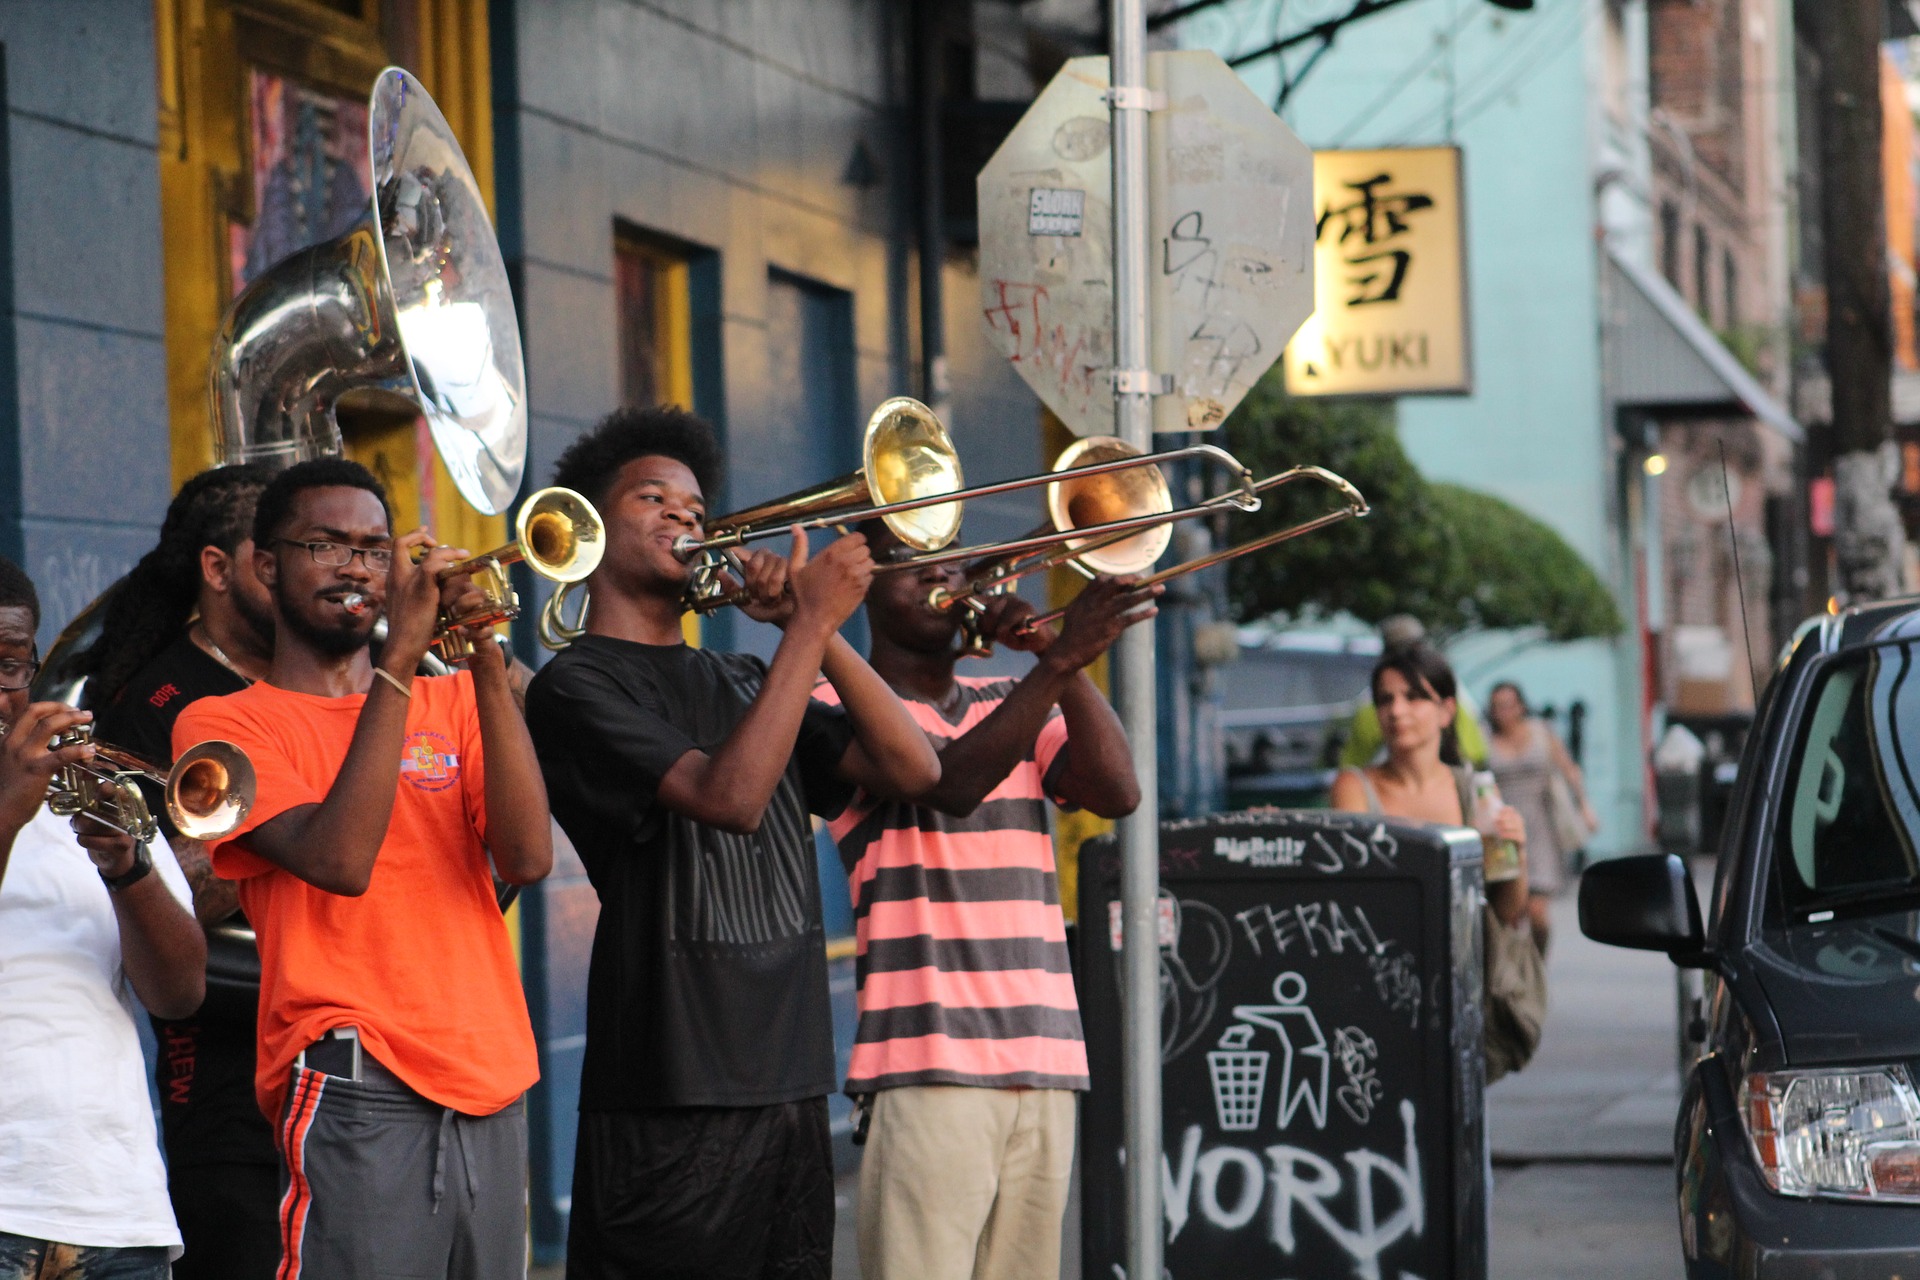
[{"left": 399, "top": 730, "right": 460, "bottom": 792}]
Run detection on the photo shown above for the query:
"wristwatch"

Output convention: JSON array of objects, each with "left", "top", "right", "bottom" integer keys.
[{"left": 99, "top": 839, "right": 153, "bottom": 893}]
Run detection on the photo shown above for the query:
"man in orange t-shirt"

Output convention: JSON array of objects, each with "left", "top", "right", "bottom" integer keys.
[{"left": 173, "top": 459, "right": 552, "bottom": 1280}]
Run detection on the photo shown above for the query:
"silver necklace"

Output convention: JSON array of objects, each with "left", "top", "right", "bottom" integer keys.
[{"left": 194, "top": 624, "right": 256, "bottom": 686}]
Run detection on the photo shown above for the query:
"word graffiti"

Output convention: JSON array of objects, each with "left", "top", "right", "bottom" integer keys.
[{"left": 1162, "top": 1100, "right": 1425, "bottom": 1280}]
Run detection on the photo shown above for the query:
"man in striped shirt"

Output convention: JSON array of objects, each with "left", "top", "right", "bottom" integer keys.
[{"left": 820, "top": 523, "right": 1157, "bottom": 1280}]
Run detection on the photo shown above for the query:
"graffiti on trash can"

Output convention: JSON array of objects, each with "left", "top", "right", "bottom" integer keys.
[
  {"left": 1333, "top": 1025, "right": 1385, "bottom": 1124},
  {"left": 1161, "top": 1098, "right": 1425, "bottom": 1280},
  {"left": 1205, "top": 972, "right": 1335, "bottom": 1132}
]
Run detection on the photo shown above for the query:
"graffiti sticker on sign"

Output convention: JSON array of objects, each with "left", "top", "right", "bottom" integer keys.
[{"left": 1028, "top": 188, "right": 1085, "bottom": 236}]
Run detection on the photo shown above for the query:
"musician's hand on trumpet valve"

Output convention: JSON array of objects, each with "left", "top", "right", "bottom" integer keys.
[
  {"left": 0, "top": 703, "right": 97, "bottom": 836},
  {"left": 69, "top": 781, "right": 140, "bottom": 880},
  {"left": 379, "top": 528, "right": 474, "bottom": 675}
]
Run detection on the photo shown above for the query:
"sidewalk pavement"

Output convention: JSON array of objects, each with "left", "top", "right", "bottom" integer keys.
[{"left": 1487, "top": 892, "right": 1687, "bottom": 1280}]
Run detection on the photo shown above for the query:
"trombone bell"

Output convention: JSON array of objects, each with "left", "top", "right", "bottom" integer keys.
[
  {"left": 1047, "top": 437, "right": 1174, "bottom": 577},
  {"left": 863, "top": 398, "right": 964, "bottom": 551}
]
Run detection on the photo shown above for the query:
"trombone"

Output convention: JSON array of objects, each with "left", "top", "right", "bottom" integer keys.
[
  {"left": 419, "top": 486, "right": 604, "bottom": 663},
  {"left": 671, "top": 398, "right": 1259, "bottom": 615},
  {"left": 944, "top": 466, "right": 1370, "bottom": 657},
  {"left": 30, "top": 724, "right": 255, "bottom": 843}
]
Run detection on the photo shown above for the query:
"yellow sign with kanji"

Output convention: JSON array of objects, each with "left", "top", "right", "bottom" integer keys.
[{"left": 1285, "top": 147, "right": 1470, "bottom": 397}]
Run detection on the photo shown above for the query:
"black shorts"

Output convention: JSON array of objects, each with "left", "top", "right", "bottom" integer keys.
[{"left": 567, "top": 1099, "right": 833, "bottom": 1280}]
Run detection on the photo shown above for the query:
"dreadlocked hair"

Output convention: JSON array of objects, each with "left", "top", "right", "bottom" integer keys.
[{"left": 78, "top": 463, "right": 272, "bottom": 708}]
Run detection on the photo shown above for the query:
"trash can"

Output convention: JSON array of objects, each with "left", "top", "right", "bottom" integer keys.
[
  {"left": 1653, "top": 723, "right": 1707, "bottom": 855},
  {"left": 1078, "top": 810, "right": 1488, "bottom": 1280}
]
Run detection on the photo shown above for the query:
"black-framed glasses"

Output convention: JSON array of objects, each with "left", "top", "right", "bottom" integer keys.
[
  {"left": 0, "top": 648, "right": 41, "bottom": 692},
  {"left": 275, "top": 539, "right": 395, "bottom": 571}
]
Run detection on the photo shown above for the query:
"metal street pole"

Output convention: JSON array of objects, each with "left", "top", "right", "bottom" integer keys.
[{"left": 1108, "top": 3, "right": 1161, "bottom": 1278}]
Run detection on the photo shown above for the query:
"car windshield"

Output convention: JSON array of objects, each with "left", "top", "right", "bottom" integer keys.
[{"left": 1777, "top": 646, "right": 1920, "bottom": 917}]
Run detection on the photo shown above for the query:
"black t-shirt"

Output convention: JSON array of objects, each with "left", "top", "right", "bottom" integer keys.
[
  {"left": 95, "top": 632, "right": 276, "bottom": 1166},
  {"left": 525, "top": 635, "right": 857, "bottom": 1110},
  {"left": 92, "top": 632, "right": 246, "bottom": 770}
]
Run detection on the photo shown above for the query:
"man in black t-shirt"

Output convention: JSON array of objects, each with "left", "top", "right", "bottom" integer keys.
[
  {"left": 85, "top": 464, "right": 280, "bottom": 1280},
  {"left": 525, "top": 407, "right": 940, "bottom": 1280}
]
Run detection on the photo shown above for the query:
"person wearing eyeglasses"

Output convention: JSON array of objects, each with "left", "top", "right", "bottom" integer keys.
[
  {"left": 0, "top": 553, "right": 207, "bottom": 1278},
  {"left": 76, "top": 464, "right": 281, "bottom": 1280},
  {"left": 170, "top": 458, "right": 552, "bottom": 1280}
]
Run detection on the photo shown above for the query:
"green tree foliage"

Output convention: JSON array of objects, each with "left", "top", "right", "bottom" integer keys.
[{"left": 1221, "top": 380, "right": 1622, "bottom": 641}]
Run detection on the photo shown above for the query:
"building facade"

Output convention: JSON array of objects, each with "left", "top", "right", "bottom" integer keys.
[{"left": 1182, "top": 0, "right": 1804, "bottom": 847}]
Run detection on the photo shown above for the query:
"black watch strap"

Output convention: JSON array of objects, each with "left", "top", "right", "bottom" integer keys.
[{"left": 100, "top": 839, "right": 153, "bottom": 893}]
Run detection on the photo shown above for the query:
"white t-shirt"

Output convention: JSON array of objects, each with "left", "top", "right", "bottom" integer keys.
[{"left": 0, "top": 806, "right": 190, "bottom": 1252}]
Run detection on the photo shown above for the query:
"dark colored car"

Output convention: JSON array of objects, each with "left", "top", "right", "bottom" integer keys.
[{"left": 1582, "top": 600, "right": 1920, "bottom": 1279}]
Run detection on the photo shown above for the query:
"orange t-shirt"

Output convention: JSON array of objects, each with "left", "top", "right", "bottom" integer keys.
[{"left": 173, "top": 674, "right": 538, "bottom": 1123}]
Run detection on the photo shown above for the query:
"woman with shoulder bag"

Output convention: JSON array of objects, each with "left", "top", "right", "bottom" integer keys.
[
  {"left": 1486, "top": 680, "right": 1598, "bottom": 952},
  {"left": 1329, "top": 646, "right": 1547, "bottom": 1083}
]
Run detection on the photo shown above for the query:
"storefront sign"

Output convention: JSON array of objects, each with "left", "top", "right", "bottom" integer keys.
[{"left": 1286, "top": 147, "right": 1471, "bottom": 397}]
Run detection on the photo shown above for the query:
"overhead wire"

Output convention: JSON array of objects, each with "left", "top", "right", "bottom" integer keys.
[
  {"left": 1328, "top": 0, "right": 1488, "bottom": 146},
  {"left": 1446, "top": 0, "right": 1591, "bottom": 134}
]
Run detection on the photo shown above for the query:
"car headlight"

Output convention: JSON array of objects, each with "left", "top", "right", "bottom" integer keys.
[{"left": 1742, "top": 1067, "right": 1920, "bottom": 1200}]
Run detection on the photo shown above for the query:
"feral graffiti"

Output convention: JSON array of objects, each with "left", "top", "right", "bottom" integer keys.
[
  {"left": 1334, "top": 1026, "right": 1385, "bottom": 1125},
  {"left": 1233, "top": 900, "right": 1390, "bottom": 961},
  {"left": 1162, "top": 1100, "right": 1425, "bottom": 1280}
]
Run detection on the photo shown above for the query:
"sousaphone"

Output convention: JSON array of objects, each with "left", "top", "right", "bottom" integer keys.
[
  {"left": 36, "top": 67, "right": 526, "bottom": 704},
  {"left": 210, "top": 66, "right": 526, "bottom": 512}
]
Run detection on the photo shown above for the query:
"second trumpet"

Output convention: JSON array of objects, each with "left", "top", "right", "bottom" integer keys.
[
  {"left": 35, "top": 724, "right": 255, "bottom": 844},
  {"left": 426, "top": 486, "right": 605, "bottom": 663}
]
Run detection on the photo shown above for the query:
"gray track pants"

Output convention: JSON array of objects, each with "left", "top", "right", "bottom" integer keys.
[{"left": 276, "top": 1057, "right": 527, "bottom": 1279}]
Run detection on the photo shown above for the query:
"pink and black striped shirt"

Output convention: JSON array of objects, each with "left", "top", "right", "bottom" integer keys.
[{"left": 816, "top": 676, "right": 1089, "bottom": 1093}]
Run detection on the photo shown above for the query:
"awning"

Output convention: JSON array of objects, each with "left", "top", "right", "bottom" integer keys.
[{"left": 1604, "top": 246, "right": 1804, "bottom": 444}]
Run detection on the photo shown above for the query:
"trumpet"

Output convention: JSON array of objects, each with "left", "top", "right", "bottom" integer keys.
[
  {"left": 672, "top": 398, "right": 1259, "bottom": 615},
  {"left": 946, "top": 466, "right": 1370, "bottom": 657},
  {"left": 31, "top": 724, "right": 255, "bottom": 843},
  {"left": 424, "top": 486, "right": 604, "bottom": 663}
]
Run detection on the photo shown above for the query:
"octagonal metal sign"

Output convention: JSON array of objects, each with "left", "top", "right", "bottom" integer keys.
[{"left": 978, "top": 52, "right": 1314, "bottom": 436}]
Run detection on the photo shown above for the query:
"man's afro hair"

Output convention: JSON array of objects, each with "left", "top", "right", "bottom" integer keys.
[{"left": 551, "top": 405, "right": 723, "bottom": 508}]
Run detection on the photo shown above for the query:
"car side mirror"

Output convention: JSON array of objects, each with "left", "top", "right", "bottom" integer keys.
[{"left": 1578, "top": 853, "right": 1711, "bottom": 966}]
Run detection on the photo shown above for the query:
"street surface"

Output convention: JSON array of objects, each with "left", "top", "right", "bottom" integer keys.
[{"left": 1488, "top": 893, "right": 1685, "bottom": 1279}]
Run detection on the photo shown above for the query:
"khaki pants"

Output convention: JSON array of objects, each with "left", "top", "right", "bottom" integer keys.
[{"left": 857, "top": 1085, "right": 1076, "bottom": 1280}]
